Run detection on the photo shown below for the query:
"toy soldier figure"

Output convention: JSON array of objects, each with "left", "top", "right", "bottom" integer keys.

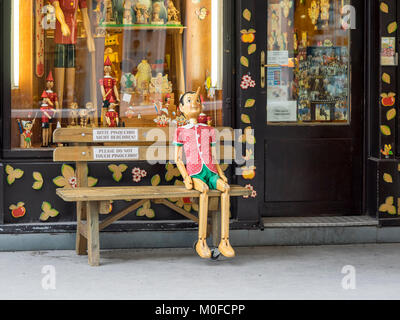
[
  {"left": 99, "top": 56, "right": 120, "bottom": 126},
  {"left": 50, "top": 0, "right": 95, "bottom": 123},
  {"left": 174, "top": 88, "right": 235, "bottom": 259}
]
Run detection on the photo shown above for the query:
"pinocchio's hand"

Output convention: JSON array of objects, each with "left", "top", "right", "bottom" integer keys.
[
  {"left": 61, "top": 23, "right": 71, "bottom": 37},
  {"left": 220, "top": 175, "right": 228, "bottom": 184},
  {"left": 184, "top": 176, "right": 193, "bottom": 190}
]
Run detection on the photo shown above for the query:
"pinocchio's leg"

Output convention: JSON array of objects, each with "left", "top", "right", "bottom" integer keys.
[
  {"left": 216, "top": 179, "right": 235, "bottom": 258},
  {"left": 193, "top": 178, "right": 211, "bottom": 259}
]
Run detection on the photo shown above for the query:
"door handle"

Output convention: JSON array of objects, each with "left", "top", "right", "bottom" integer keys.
[{"left": 261, "top": 51, "right": 265, "bottom": 88}]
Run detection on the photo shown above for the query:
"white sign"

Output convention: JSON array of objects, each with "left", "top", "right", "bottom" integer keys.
[
  {"left": 93, "top": 147, "right": 139, "bottom": 160},
  {"left": 267, "top": 101, "right": 297, "bottom": 122},
  {"left": 122, "top": 93, "right": 132, "bottom": 102},
  {"left": 93, "top": 129, "right": 138, "bottom": 142},
  {"left": 267, "top": 50, "right": 289, "bottom": 66}
]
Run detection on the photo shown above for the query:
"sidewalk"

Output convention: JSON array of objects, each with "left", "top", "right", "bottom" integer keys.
[{"left": 1, "top": 243, "right": 399, "bottom": 300}]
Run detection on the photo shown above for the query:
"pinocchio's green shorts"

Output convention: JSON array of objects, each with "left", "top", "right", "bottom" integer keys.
[
  {"left": 54, "top": 44, "right": 76, "bottom": 68},
  {"left": 191, "top": 165, "right": 220, "bottom": 190}
]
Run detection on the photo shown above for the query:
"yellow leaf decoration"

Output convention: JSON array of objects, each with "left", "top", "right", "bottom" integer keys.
[
  {"left": 88, "top": 176, "right": 98, "bottom": 187},
  {"left": 243, "top": 9, "right": 251, "bottom": 21},
  {"left": 165, "top": 163, "right": 181, "bottom": 182},
  {"left": 388, "top": 22, "right": 397, "bottom": 34},
  {"left": 32, "top": 171, "right": 44, "bottom": 190},
  {"left": 151, "top": 174, "right": 161, "bottom": 186},
  {"left": 380, "top": 2, "right": 389, "bottom": 13},
  {"left": 108, "top": 164, "right": 128, "bottom": 182},
  {"left": 244, "top": 99, "right": 256, "bottom": 108},
  {"left": 379, "top": 196, "right": 396, "bottom": 215},
  {"left": 240, "top": 56, "right": 249, "bottom": 67},
  {"left": 5, "top": 165, "right": 24, "bottom": 185},
  {"left": 381, "top": 125, "right": 391, "bottom": 136},
  {"left": 241, "top": 114, "right": 251, "bottom": 124},
  {"left": 383, "top": 173, "right": 393, "bottom": 183},
  {"left": 40, "top": 201, "right": 60, "bottom": 221},
  {"left": 382, "top": 73, "right": 391, "bottom": 84},
  {"left": 386, "top": 108, "right": 396, "bottom": 121},
  {"left": 248, "top": 44, "right": 256, "bottom": 55},
  {"left": 53, "top": 164, "right": 98, "bottom": 188},
  {"left": 136, "top": 200, "right": 155, "bottom": 219}
]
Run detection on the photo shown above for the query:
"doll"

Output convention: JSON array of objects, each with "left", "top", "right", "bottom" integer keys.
[
  {"left": 174, "top": 87, "right": 234, "bottom": 259},
  {"left": 21, "top": 120, "right": 36, "bottom": 149},
  {"left": 99, "top": 56, "right": 120, "bottom": 126},
  {"left": 40, "top": 91, "right": 55, "bottom": 147},
  {"left": 105, "top": 97, "right": 120, "bottom": 127},
  {"left": 50, "top": 0, "right": 95, "bottom": 122}
]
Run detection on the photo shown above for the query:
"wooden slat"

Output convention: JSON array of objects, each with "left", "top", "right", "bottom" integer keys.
[
  {"left": 53, "top": 127, "right": 234, "bottom": 143},
  {"left": 56, "top": 185, "right": 251, "bottom": 202},
  {"left": 53, "top": 145, "right": 235, "bottom": 162},
  {"left": 154, "top": 199, "right": 199, "bottom": 223}
]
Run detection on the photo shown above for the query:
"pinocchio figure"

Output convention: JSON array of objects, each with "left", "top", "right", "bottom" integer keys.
[
  {"left": 99, "top": 56, "right": 120, "bottom": 126},
  {"left": 40, "top": 91, "right": 55, "bottom": 147},
  {"left": 174, "top": 87, "right": 235, "bottom": 259},
  {"left": 105, "top": 96, "right": 119, "bottom": 127},
  {"left": 45, "top": 71, "right": 59, "bottom": 139}
]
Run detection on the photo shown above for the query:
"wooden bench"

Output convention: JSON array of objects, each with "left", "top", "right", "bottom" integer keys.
[{"left": 53, "top": 127, "right": 250, "bottom": 266}]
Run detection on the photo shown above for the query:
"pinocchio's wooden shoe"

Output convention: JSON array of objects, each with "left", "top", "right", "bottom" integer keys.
[
  {"left": 195, "top": 239, "right": 212, "bottom": 259},
  {"left": 218, "top": 238, "right": 235, "bottom": 258}
]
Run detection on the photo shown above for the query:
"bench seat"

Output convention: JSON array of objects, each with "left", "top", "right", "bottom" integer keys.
[{"left": 56, "top": 185, "right": 251, "bottom": 202}]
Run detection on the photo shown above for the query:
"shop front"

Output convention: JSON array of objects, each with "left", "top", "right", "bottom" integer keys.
[{"left": 0, "top": 0, "right": 398, "bottom": 237}]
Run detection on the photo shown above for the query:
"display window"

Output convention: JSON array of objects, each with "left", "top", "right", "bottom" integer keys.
[
  {"left": 9, "top": 0, "right": 224, "bottom": 150},
  {"left": 266, "top": 0, "right": 351, "bottom": 124}
]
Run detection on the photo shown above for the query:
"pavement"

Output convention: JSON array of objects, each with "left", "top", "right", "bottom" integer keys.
[{"left": 1, "top": 243, "right": 399, "bottom": 300}]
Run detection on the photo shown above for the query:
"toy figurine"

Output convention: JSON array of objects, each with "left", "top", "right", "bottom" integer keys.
[
  {"left": 174, "top": 87, "right": 235, "bottom": 259},
  {"left": 135, "top": 59, "right": 152, "bottom": 94},
  {"left": 134, "top": 3, "right": 150, "bottom": 24},
  {"left": 152, "top": 2, "right": 164, "bottom": 24},
  {"left": 103, "top": 0, "right": 114, "bottom": 24},
  {"left": 50, "top": 0, "right": 95, "bottom": 123},
  {"left": 40, "top": 91, "right": 55, "bottom": 147},
  {"left": 99, "top": 56, "right": 120, "bottom": 126},
  {"left": 123, "top": 0, "right": 134, "bottom": 24},
  {"left": 21, "top": 119, "right": 36, "bottom": 149},
  {"left": 105, "top": 97, "right": 119, "bottom": 127},
  {"left": 69, "top": 102, "right": 79, "bottom": 126},
  {"left": 121, "top": 72, "right": 136, "bottom": 93},
  {"left": 167, "top": 0, "right": 180, "bottom": 24},
  {"left": 85, "top": 102, "right": 96, "bottom": 127}
]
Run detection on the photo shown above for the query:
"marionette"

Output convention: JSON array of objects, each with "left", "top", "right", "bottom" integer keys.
[
  {"left": 99, "top": 56, "right": 120, "bottom": 126},
  {"left": 50, "top": 0, "right": 95, "bottom": 123},
  {"left": 167, "top": 0, "right": 180, "bottom": 24},
  {"left": 40, "top": 91, "right": 55, "bottom": 147},
  {"left": 105, "top": 97, "right": 120, "bottom": 127},
  {"left": 174, "top": 88, "right": 235, "bottom": 259},
  {"left": 45, "top": 70, "right": 60, "bottom": 130}
]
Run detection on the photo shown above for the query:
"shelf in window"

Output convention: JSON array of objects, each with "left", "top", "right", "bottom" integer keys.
[{"left": 99, "top": 24, "right": 187, "bottom": 34}]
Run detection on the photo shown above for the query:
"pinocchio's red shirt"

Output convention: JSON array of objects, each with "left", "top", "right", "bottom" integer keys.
[
  {"left": 99, "top": 76, "right": 117, "bottom": 102},
  {"left": 173, "top": 123, "right": 218, "bottom": 176},
  {"left": 50, "top": 0, "right": 87, "bottom": 44}
]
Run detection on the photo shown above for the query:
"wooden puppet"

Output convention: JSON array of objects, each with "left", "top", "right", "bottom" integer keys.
[
  {"left": 166, "top": 0, "right": 180, "bottom": 24},
  {"left": 45, "top": 70, "right": 60, "bottom": 133},
  {"left": 50, "top": 0, "right": 95, "bottom": 124},
  {"left": 174, "top": 88, "right": 235, "bottom": 259},
  {"left": 99, "top": 56, "right": 120, "bottom": 126},
  {"left": 21, "top": 119, "right": 36, "bottom": 149},
  {"left": 40, "top": 91, "right": 55, "bottom": 147},
  {"left": 105, "top": 97, "right": 119, "bottom": 127}
]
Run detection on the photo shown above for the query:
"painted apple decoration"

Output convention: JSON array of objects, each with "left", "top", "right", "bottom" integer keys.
[
  {"left": 381, "top": 92, "right": 396, "bottom": 107},
  {"left": 9, "top": 202, "right": 26, "bottom": 218},
  {"left": 240, "top": 29, "right": 256, "bottom": 43}
]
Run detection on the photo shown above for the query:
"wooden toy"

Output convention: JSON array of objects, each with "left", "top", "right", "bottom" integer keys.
[
  {"left": 105, "top": 97, "right": 119, "bottom": 127},
  {"left": 174, "top": 87, "right": 235, "bottom": 259},
  {"left": 50, "top": 0, "right": 95, "bottom": 123},
  {"left": 167, "top": 0, "right": 180, "bottom": 24},
  {"left": 99, "top": 56, "right": 120, "bottom": 126},
  {"left": 21, "top": 119, "right": 36, "bottom": 149},
  {"left": 40, "top": 91, "right": 55, "bottom": 147}
]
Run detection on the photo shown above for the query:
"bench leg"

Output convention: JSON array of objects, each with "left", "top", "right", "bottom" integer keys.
[
  {"left": 87, "top": 201, "right": 100, "bottom": 266},
  {"left": 76, "top": 201, "right": 88, "bottom": 255}
]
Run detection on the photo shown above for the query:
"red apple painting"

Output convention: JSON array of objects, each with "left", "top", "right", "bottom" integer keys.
[
  {"left": 9, "top": 202, "right": 26, "bottom": 218},
  {"left": 381, "top": 92, "right": 396, "bottom": 107}
]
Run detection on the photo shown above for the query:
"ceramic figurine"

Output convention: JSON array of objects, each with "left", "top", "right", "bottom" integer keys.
[
  {"left": 123, "top": 0, "right": 134, "bottom": 24},
  {"left": 134, "top": 3, "right": 150, "bottom": 24},
  {"left": 121, "top": 72, "right": 136, "bottom": 93},
  {"left": 40, "top": 91, "right": 55, "bottom": 147},
  {"left": 102, "top": 0, "right": 114, "bottom": 24},
  {"left": 99, "top": 56, "right": 120, "bottom": 126},
  {"left": 78, "top": 108, "right": 88, "bottom": 127},
  {"left": 105, "top": 97, "right": 119, "bottom": 127},
  {"left": 174, "top": 88, "right": 235, "bottom": 259},
  {"left": 69, "top": 102, "right": 79, "bottom": 126},
  {"left": 167, "top": 0, "right": 180, "bottom": 24},
  {"left": 21, "top": 119, "right": 36, "bottom": 149},
  {"left": 151, "top": 2, "right": 164, "bottom": 24},
  {"left": 135, "top": 59, "right": 152, "bottom": 94},
  {"left": 50, "top": 0, "right": 95, "bottom": 123}
]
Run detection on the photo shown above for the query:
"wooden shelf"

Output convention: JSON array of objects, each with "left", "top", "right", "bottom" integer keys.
[{"left": 99, "top": 24, "right": 186, "bottom": 33}]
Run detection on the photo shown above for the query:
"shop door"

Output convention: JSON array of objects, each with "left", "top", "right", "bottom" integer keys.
[{"left": 255, "top": 0, "right": 364, "bottom": 217}]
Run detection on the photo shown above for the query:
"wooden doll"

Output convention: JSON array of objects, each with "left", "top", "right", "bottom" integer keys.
[
  {"left": 50, "top": 0, "right": 95, "bottom": 122},
  {"left": 105, "top": 97, "right": 119, "bottom": 127},
  {"left": 40, "top": 91, "right": 55, "bottom": 147},
  {"left": 21, "top": 119, "right": 36, "bottom": 149},
  {"left": 99, "top": 56, "right": 120, "bottom": 126},
  {"left": 45, "top": 70, "right": 59, "bottom": 140},
  {"left": 174, "top": 87, "right": 235, "bottom": 259}
]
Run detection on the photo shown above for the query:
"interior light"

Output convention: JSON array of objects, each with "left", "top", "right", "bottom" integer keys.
[
  {"left": 211, "top": 0, "right": 222, "bottom": 89},
  {"left": 12, "top": 0, "right": 20, "bottom": 88}
]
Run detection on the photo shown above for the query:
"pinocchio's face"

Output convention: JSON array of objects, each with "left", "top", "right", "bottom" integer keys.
[
  {"left": 46, "top": 81, "right": 54, "bottom": 90},
  {"left": 179, "top": 92, "right": 202, "bottom": 120},
  {"left": 104, "top": 65, "right": 112, "bottom": 74}
]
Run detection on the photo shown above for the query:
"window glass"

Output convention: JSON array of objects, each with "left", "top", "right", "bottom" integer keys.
[
  {"left": 10, "top": 0, "right": 223, "bottom": 149},
  {"left": 266, "top": 0, "right": 351, "bottom": 124}
]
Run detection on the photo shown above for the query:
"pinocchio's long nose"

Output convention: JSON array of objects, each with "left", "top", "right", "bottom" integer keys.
[{"left": 194, "top": 87, "right": 201, "bottom": 103}]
